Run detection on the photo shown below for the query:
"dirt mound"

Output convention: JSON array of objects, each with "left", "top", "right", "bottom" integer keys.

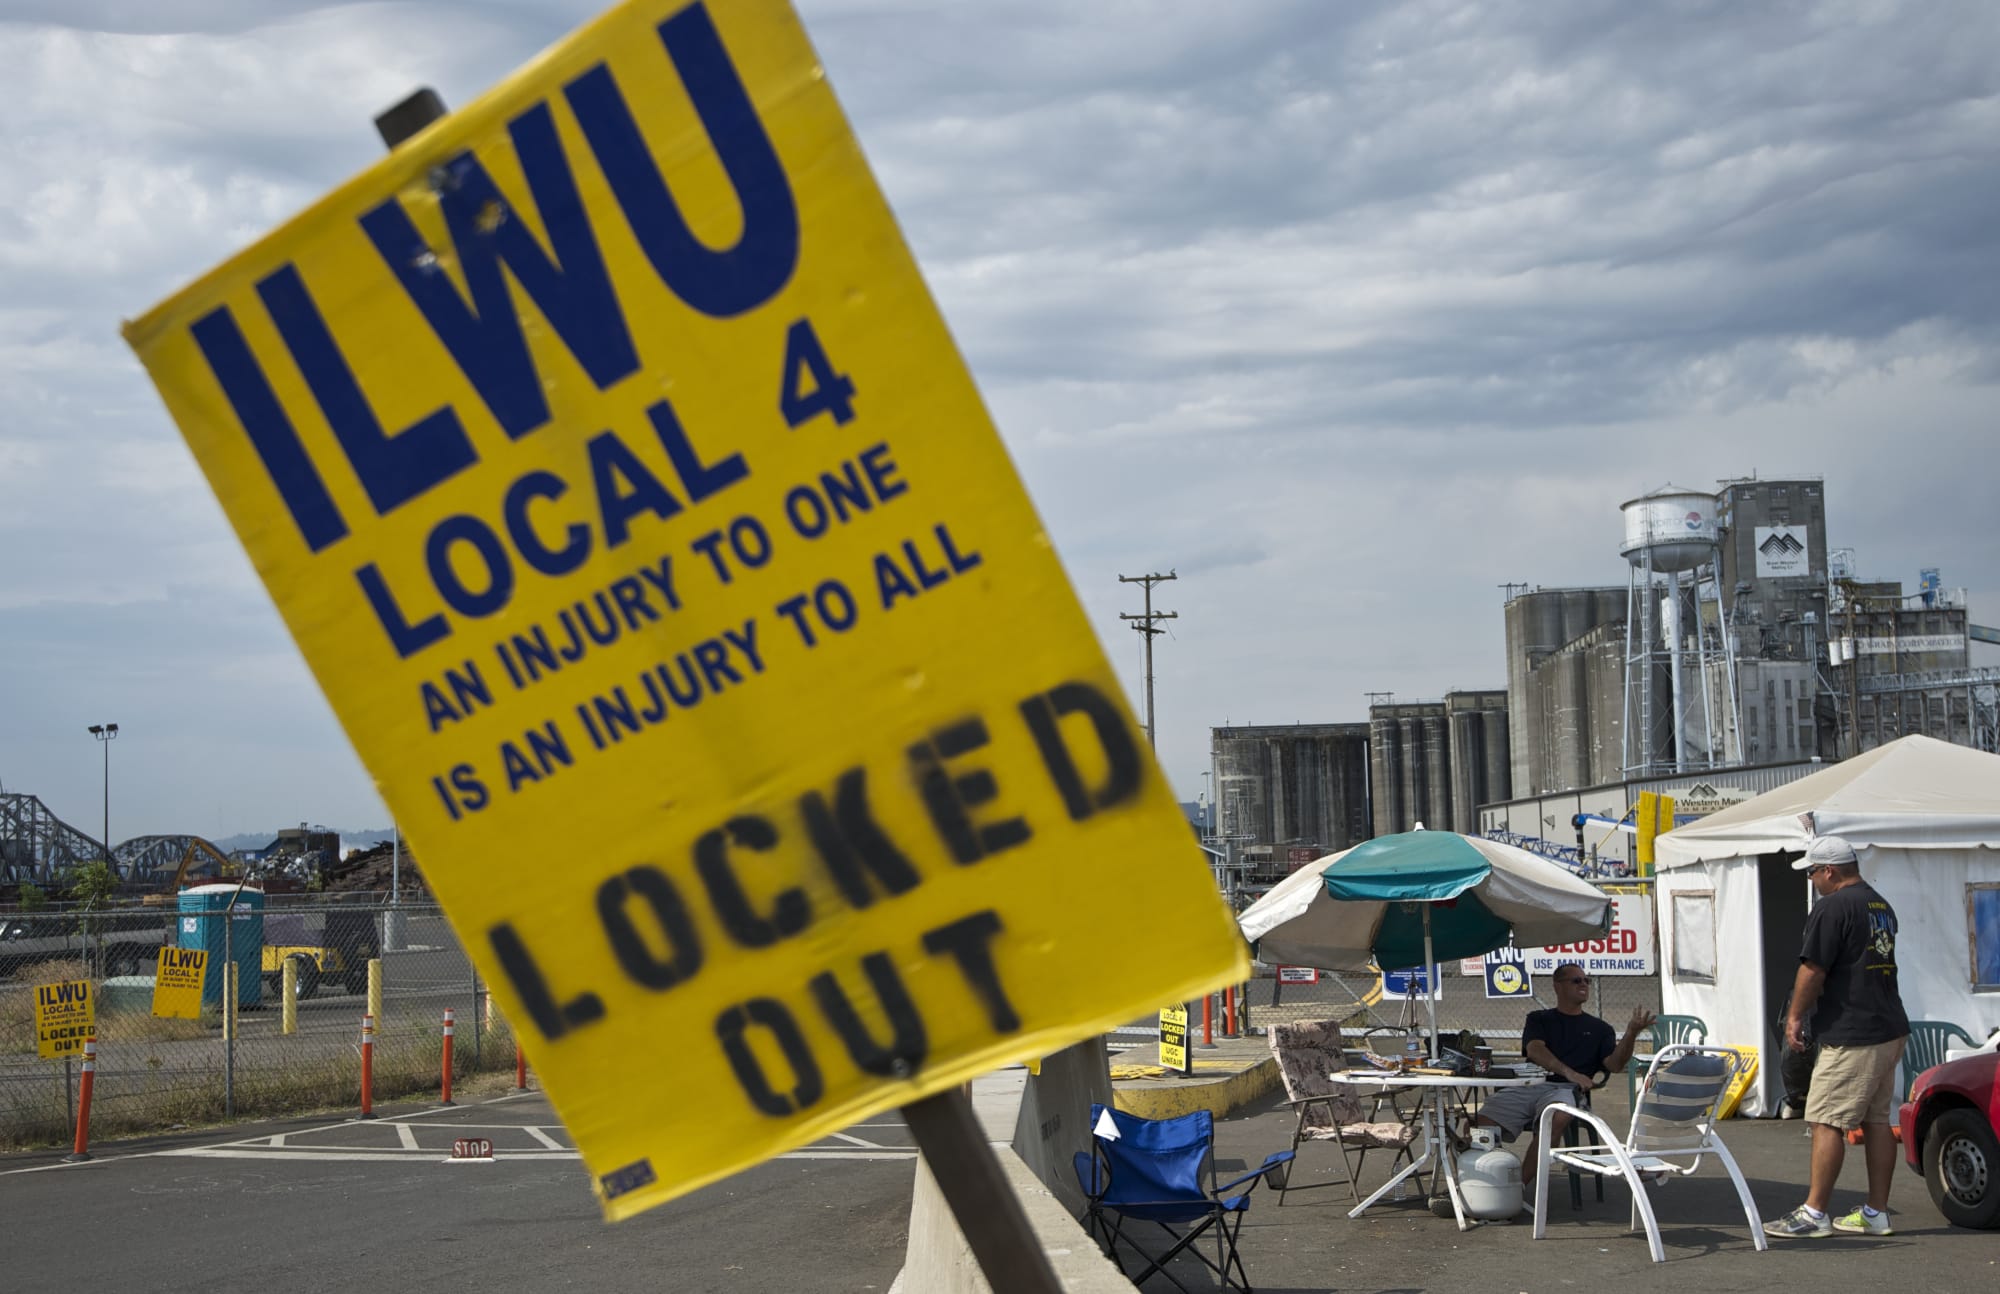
[{"left": 327, "top": 839, "right": 426, "bottom": 897}]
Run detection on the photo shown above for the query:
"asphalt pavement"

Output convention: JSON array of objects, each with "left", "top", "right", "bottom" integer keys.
[
  {"left": 1, "top": 1086, "right": 914, "bottom": 1293},
  {"left": 19, "top": 1029, "right": 1997, "bottom": 1294},
  {"left": 1189, "top": 1084, "right": 2000, "bottom": 1293}
]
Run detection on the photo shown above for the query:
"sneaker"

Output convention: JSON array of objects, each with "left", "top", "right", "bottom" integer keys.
[
  {"left": 1764, "top": 1206, "right": 1833, "bottom": 1239},
  {"left": 1832, "top": 1206, "right": 1892, "bottom": 1236}
]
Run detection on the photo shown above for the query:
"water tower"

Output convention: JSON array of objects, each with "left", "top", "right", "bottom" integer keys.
[{"left": 1620, "top": 486, "right": 1740, "bottom": 776}]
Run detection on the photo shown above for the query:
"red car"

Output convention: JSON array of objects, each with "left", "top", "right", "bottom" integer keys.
[{"left": 1899, "top": 1051, "right": 2000, "bottom": 1229}]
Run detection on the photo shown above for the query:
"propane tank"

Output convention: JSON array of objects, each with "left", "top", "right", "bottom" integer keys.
[{"left": 1457, "top": 1127, "right": 1522, "bottom": 1220}]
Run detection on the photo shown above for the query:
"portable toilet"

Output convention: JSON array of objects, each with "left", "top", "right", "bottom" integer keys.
[{"left": 177, "top": 883, "right": 265, "bottom": 1010}]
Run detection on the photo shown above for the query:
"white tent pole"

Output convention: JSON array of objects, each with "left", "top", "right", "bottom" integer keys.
[{"left": 1423, "top": 907, "right": 1439, "bottom": 1059}]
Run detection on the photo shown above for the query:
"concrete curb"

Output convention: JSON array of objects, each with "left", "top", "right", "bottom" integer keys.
[
  {"left": 1111, "top": 1055, "right": 1281, "bottom": 1122},
  {"left": 889, "top": 1146, "right": 1133, "bottom": 1294},
  {"left": 890, "top": 1040, "right": 1277, "bottom": 1292}
]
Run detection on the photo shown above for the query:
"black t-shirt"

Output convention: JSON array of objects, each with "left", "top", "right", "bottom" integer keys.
[
  {"left": 1523, "top": 1008, "right": 1616, "bottom": 1082},
  {"left": 1800, "top": 881, "right": 1909, "bottom": 1046}
]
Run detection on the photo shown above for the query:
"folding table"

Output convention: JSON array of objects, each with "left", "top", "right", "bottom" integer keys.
[{"left": 1333, "top": 1070, "right": 1542, "bottom": 1231}]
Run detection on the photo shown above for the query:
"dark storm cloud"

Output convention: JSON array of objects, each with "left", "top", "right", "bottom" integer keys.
[
  {"left": 2, "top": 0, "right": 1996, "bottom": 831},
  {"left": 822, "top": 1, "right": 2000, "bottom": 434}
]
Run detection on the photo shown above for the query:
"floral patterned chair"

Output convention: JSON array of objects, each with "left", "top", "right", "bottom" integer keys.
[{"left": 1267, "top": 1019, "right": 1418, "bottom": 1204}]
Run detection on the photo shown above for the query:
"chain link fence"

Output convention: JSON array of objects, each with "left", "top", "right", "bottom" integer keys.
[
  {"left": 0, "top": 898, "right": 519, "bottom": 1150},
  {"left": 1242, "top": 964, "right": 1662, "bottom": 1048},
  {"left": 1105, "top": 965, "right": 1665, "bottom": 1061},
  {"left": 3, "top": 893, "right": 1669, "bottom": 1147}
]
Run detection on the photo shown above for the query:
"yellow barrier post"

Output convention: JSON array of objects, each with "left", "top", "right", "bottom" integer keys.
[
  {"left": 281, "top": 958, "right": 297, "bottom": 1035},
  {"left": 367, "top": 958, "right": 383, "bottom": 1026}
]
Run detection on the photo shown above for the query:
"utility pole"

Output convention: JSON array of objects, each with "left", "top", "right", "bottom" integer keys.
[{"left": 1119, "top": 571, "right": 1178, "bottom": 751}]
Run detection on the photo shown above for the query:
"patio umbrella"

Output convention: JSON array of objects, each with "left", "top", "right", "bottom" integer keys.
[{"left": 1237, "top": 828, "right": 1613, "bottom": 1055}]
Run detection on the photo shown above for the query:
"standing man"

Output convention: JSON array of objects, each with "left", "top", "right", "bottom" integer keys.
[
  {"left": 1764, "top": 836, "right": 1910, "bottom": 1239},
  {"left": 1475, "top": 962, "right": 1654, "bottom": 1194}
]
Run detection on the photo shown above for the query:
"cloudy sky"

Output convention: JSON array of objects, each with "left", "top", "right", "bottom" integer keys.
[{"left": 3, "top": 0, "right": 1997, "bottom": 842}]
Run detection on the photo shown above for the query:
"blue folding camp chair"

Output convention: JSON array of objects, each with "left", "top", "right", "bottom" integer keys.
[{"left": 1074, "top": 1103, "right": 1293, "bottom": 1293}]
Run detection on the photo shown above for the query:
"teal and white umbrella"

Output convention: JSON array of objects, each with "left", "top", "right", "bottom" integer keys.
[{"left": 1238, "top": 828, "right": 1613, "bottom": 1052}]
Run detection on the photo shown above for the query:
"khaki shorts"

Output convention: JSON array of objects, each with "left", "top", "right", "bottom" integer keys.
[
  {"left": 1804, "top": 1037, "right": 1907, "bottom": 1130},
  {"left": 1477, "top": 1083, "right": 1580, "bottom": 1140}
]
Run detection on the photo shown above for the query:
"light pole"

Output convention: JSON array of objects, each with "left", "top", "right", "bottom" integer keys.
[{"left": 87, "top": 724, "right": 119, "bottom": 865}]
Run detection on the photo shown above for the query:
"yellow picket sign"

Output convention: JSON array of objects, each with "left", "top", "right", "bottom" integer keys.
[
  {"left": 153, "top": 946, "right": 209, "bottom": 1020},
  {"left": 1158, "top": 1004, "right": 1191, "bottom": 1073},
  {"left": 35, "top": 979, "right": 95, "bottom": 1060},
  {"left": 122, "top": 0, "right": 1244, "bottom": 1219}
]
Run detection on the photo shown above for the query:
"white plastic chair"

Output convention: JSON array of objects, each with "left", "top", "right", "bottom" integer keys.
[{"left": 1530, "top": 1044, "right": 1767, "bottom": 1263}]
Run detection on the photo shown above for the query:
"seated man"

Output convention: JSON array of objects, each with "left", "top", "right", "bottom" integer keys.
[{"left": 1474, "top": 963, "right": 1655, "bottom": 1192}]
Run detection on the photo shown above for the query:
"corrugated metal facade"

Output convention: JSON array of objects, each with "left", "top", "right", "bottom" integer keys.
[{"left": 1476, "top": 759, "right": 1821, "bottom": 873}]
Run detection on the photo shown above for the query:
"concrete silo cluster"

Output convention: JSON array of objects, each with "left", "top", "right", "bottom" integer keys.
[{"left": 1366, "top": 693, "right": 1509, "bottom": 837}]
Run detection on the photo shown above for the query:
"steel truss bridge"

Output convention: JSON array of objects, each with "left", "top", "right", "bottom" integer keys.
[{"left": 0, "top": 791, "right": 232, "bottom": 889}]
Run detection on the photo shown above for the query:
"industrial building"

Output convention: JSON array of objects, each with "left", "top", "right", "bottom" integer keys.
[
  {"left": 1479, "top": 758, "right": 1823, "bottom": 875},
  {"left": 1715, "top": 477, "right": 1835, "bottom": 765},
  {"left": 1209, "top": 691, "right": 1511, "bottom": 879},
  {"left": 1208, "top": 475, "right": 1993, "bottom": 888},
  {"left": 1505, "top": 478, "right": 1996, "bottom": 798},
  {"left": 1837, "top": 592, "right": 1993, "bottom": 750},
  {"left": 1210, "top": 723, "right": 1370, "bottom": 875}
]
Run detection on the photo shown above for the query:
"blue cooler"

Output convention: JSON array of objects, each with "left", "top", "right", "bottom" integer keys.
[{"left": 178, "top": 883, "right": 265, "bottom": 1010}]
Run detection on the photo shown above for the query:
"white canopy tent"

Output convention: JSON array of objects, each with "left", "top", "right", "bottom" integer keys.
[{"left": 1654, "top": 735, "right": 2000, "bottom": 1116}]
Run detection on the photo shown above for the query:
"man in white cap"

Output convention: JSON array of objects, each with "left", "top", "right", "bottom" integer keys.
[{"left": 1763, "top": 836, "right": 1909, "bottom": 1239}]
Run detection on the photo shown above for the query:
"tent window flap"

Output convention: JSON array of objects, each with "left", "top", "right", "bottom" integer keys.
[
  {"left": 1672, "top": 892, "right": 1717, "bottom": 984},
  {"left": 1969, "top": 884, "right": 2000, "bottom": 991}
]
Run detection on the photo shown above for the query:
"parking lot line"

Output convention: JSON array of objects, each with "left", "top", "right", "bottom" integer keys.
[{"left": 2, "top": 1089, "right": 918, "bottom": 1173}]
